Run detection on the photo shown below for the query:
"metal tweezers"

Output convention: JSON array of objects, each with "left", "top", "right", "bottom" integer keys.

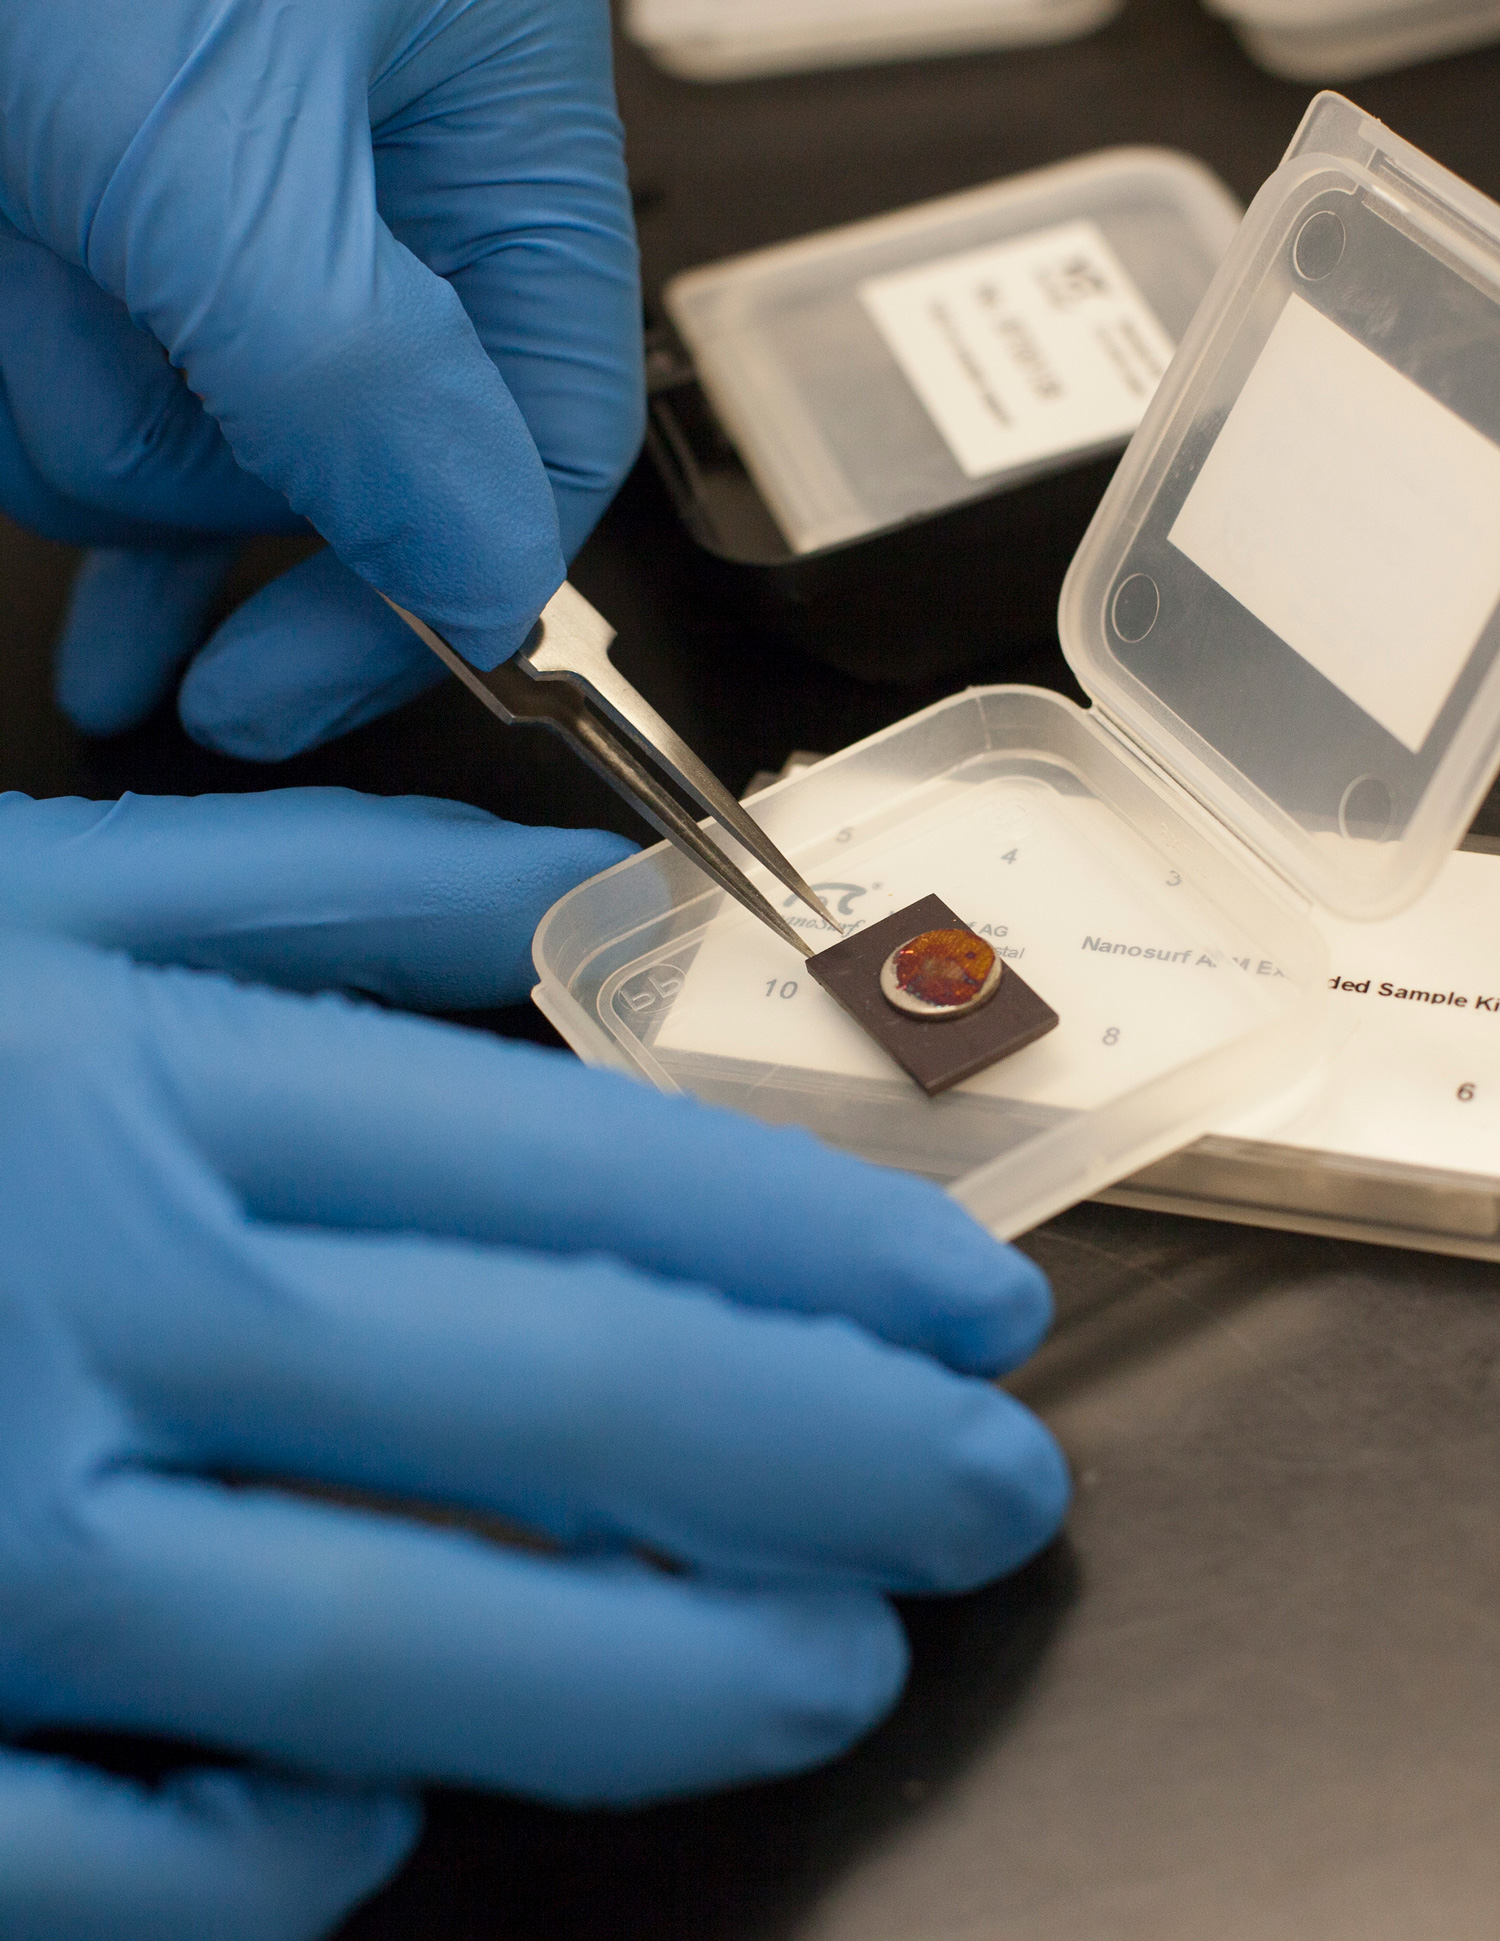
[{"left": 384, "top": 584, "right": 838, "bottom": 957}]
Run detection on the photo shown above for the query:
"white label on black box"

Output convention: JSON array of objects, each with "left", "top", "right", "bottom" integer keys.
[{"left": 858, "top": 218, "right": 1177, "bottom": 480}]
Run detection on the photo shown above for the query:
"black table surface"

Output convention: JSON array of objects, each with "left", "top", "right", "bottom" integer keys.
[{"left": 5, "top": 2, "right": 1500, "bottom": 1934}]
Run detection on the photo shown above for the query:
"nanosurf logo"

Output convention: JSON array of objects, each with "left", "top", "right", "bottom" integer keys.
[{"left": 783, "top": 883, "right": 869, "bottom": 934}]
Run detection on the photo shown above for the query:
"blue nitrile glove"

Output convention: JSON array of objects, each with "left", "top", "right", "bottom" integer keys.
[
  {"left": 0, "top": 786, "right": 1069, "bottom": 1941},
  {"left": 0, "top": 0, "right": 643, "bottom": 757}
]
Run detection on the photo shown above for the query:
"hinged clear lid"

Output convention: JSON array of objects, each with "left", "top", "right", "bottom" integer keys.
[{"left": 1061, "top": 93, "right": 1500, "bottom": 921}]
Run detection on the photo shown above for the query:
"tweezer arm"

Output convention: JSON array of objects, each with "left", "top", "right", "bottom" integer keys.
[
  {"left": 383, "top": 595, "right": 814, "bottom": 958},
  {"left": 519, "top": 586, "right": 839, "bottom": 931}
]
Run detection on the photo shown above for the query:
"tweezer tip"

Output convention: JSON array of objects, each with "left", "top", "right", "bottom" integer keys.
[{"left": 800, "top": 890, "right": 845, "bottom": 936}]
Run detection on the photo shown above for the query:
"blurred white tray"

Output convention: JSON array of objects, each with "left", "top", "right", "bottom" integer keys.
[
  {"left": 624, "top": 0, "right": 1121, "bottom": 79},
  {"left": 1203, "top": 0, "right": 1500, "bottom": 82},
  {"left": 1110, "top": 839, "right": 1500, "bottom": 1260}
]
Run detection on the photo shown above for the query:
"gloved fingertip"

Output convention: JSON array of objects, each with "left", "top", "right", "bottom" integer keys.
[
  {"left": 307, "top": 812, "right": 640, "bottom": 1009},
  {"left": 166, "top": 1771, "right": 422, "bottom": 1939},
  {"left": 947, "top": 1246, "right": 1054, "bottom": 1379},
  {"left": 552, "top": 438, "right": 644, "bottom": 562},
  {"left": 858, "top": 1181, "right": 1056, "bottom": 1379},
  {"left": 767, "top": 1592, "right": 910, "bottom": 1770},
  {"left": 478, "top": 818, "right": 639, "bottom": 929},
  {"left": 550, "top": 826, "right": 638, "bottom": 877},
  {"left": 177, "top": 551, "right": 443, "bottom": 761},
  {"left": 54, "top": 544, "right": 237, "bottom": 737},
  {"left": 650, "top": 1590, "right": 908, "bottom": 1800},
  {"left": 944, "top": 1401, "right": 1071, "bottom": 1591},
  {"left": 169, "top": 1768, "right": 423, "bottom": 1890},
  {"left": 182, "top": 646, "right": 446, "bottom": 763}
]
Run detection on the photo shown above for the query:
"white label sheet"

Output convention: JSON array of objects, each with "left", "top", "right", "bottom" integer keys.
[
  {"left": 857, "top": 218, "right": 1177, "bottom": 480},
  {"left": 1226, "top": 846, "right": 1500, "bottom": 1176},
  {"left": 1170, "top": 295, "right": 1500, "bottom": 754},
  {"left": 620, "top": 778, "right": 1281, "bottom": 1116}
]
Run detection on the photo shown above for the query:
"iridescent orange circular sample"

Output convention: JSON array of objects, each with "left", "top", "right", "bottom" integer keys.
[{"left": 880, "top": 927, "right": 1002, "bottom": 1019}]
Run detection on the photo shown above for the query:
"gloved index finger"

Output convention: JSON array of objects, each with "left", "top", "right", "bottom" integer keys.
[
  {"left": 140, "top": 963, "right": 1052, "bottom": 1377},
  {"left": 0, "top": 789, "right": 633, "bottom": 1011}
]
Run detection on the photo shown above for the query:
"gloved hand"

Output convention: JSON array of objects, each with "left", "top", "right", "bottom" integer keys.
[
  {"left": 0, "top": 787, "right": 1069, "bottom": 1941},
  {"left": 0, "top": 0, "right": 643, "bottom": 758}
]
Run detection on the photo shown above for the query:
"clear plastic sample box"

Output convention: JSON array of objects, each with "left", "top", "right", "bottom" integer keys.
[
  {"left": 536, "top": 95, "right": 1500, "bottom": 1240},
  {"left": 649, "top": 150, "right": 1241, "bottom": 679},
  {"left": 1202, "top": 0, "right": 1500, "bottom": 81},
  {"left": 624, "top": 0, "right": 1121, "bottom": 82}
]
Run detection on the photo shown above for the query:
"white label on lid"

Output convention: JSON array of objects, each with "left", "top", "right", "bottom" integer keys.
[
  {"left": 857, "top": 218, "right": 1177, "bottom": 481},
  {"left": 1169, "top": 295, "right": 1500, "bottom": 755}
]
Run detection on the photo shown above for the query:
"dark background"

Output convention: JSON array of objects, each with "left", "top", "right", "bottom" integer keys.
[{"left": 6, "top": 1, "right": 1500, "bottom": 1934}]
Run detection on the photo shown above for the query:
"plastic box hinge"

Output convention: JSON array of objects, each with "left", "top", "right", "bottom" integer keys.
[
  {"left": 1086, "top": 702, "right": 1317, "bottom": 919},
  {"left": 1290, "top": 98, "right": 1500, "bottom": 297},
  {"left": 1352, "top": 110, "right": 1500, "bottom": 251}
]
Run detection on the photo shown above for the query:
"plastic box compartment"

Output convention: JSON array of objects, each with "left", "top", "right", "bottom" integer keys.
[
  {"left": 717, "top": 775, "right": 1500, "bottom": 1261},
  {"left": 648, "top": 150, "right": 1242, "bottom": 682},
  {"left": 1202, "top": 0, "right": 1500, "bottom": 81},
  {"left": 624, "top": 0, "right": 1121, "bottom": 82},
  {"left": 538, "top": 96, "right": 1500, "bottom": 1239},
  {"left": 534, "top": 685, "right": 1324, "bottom": 1238}
]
